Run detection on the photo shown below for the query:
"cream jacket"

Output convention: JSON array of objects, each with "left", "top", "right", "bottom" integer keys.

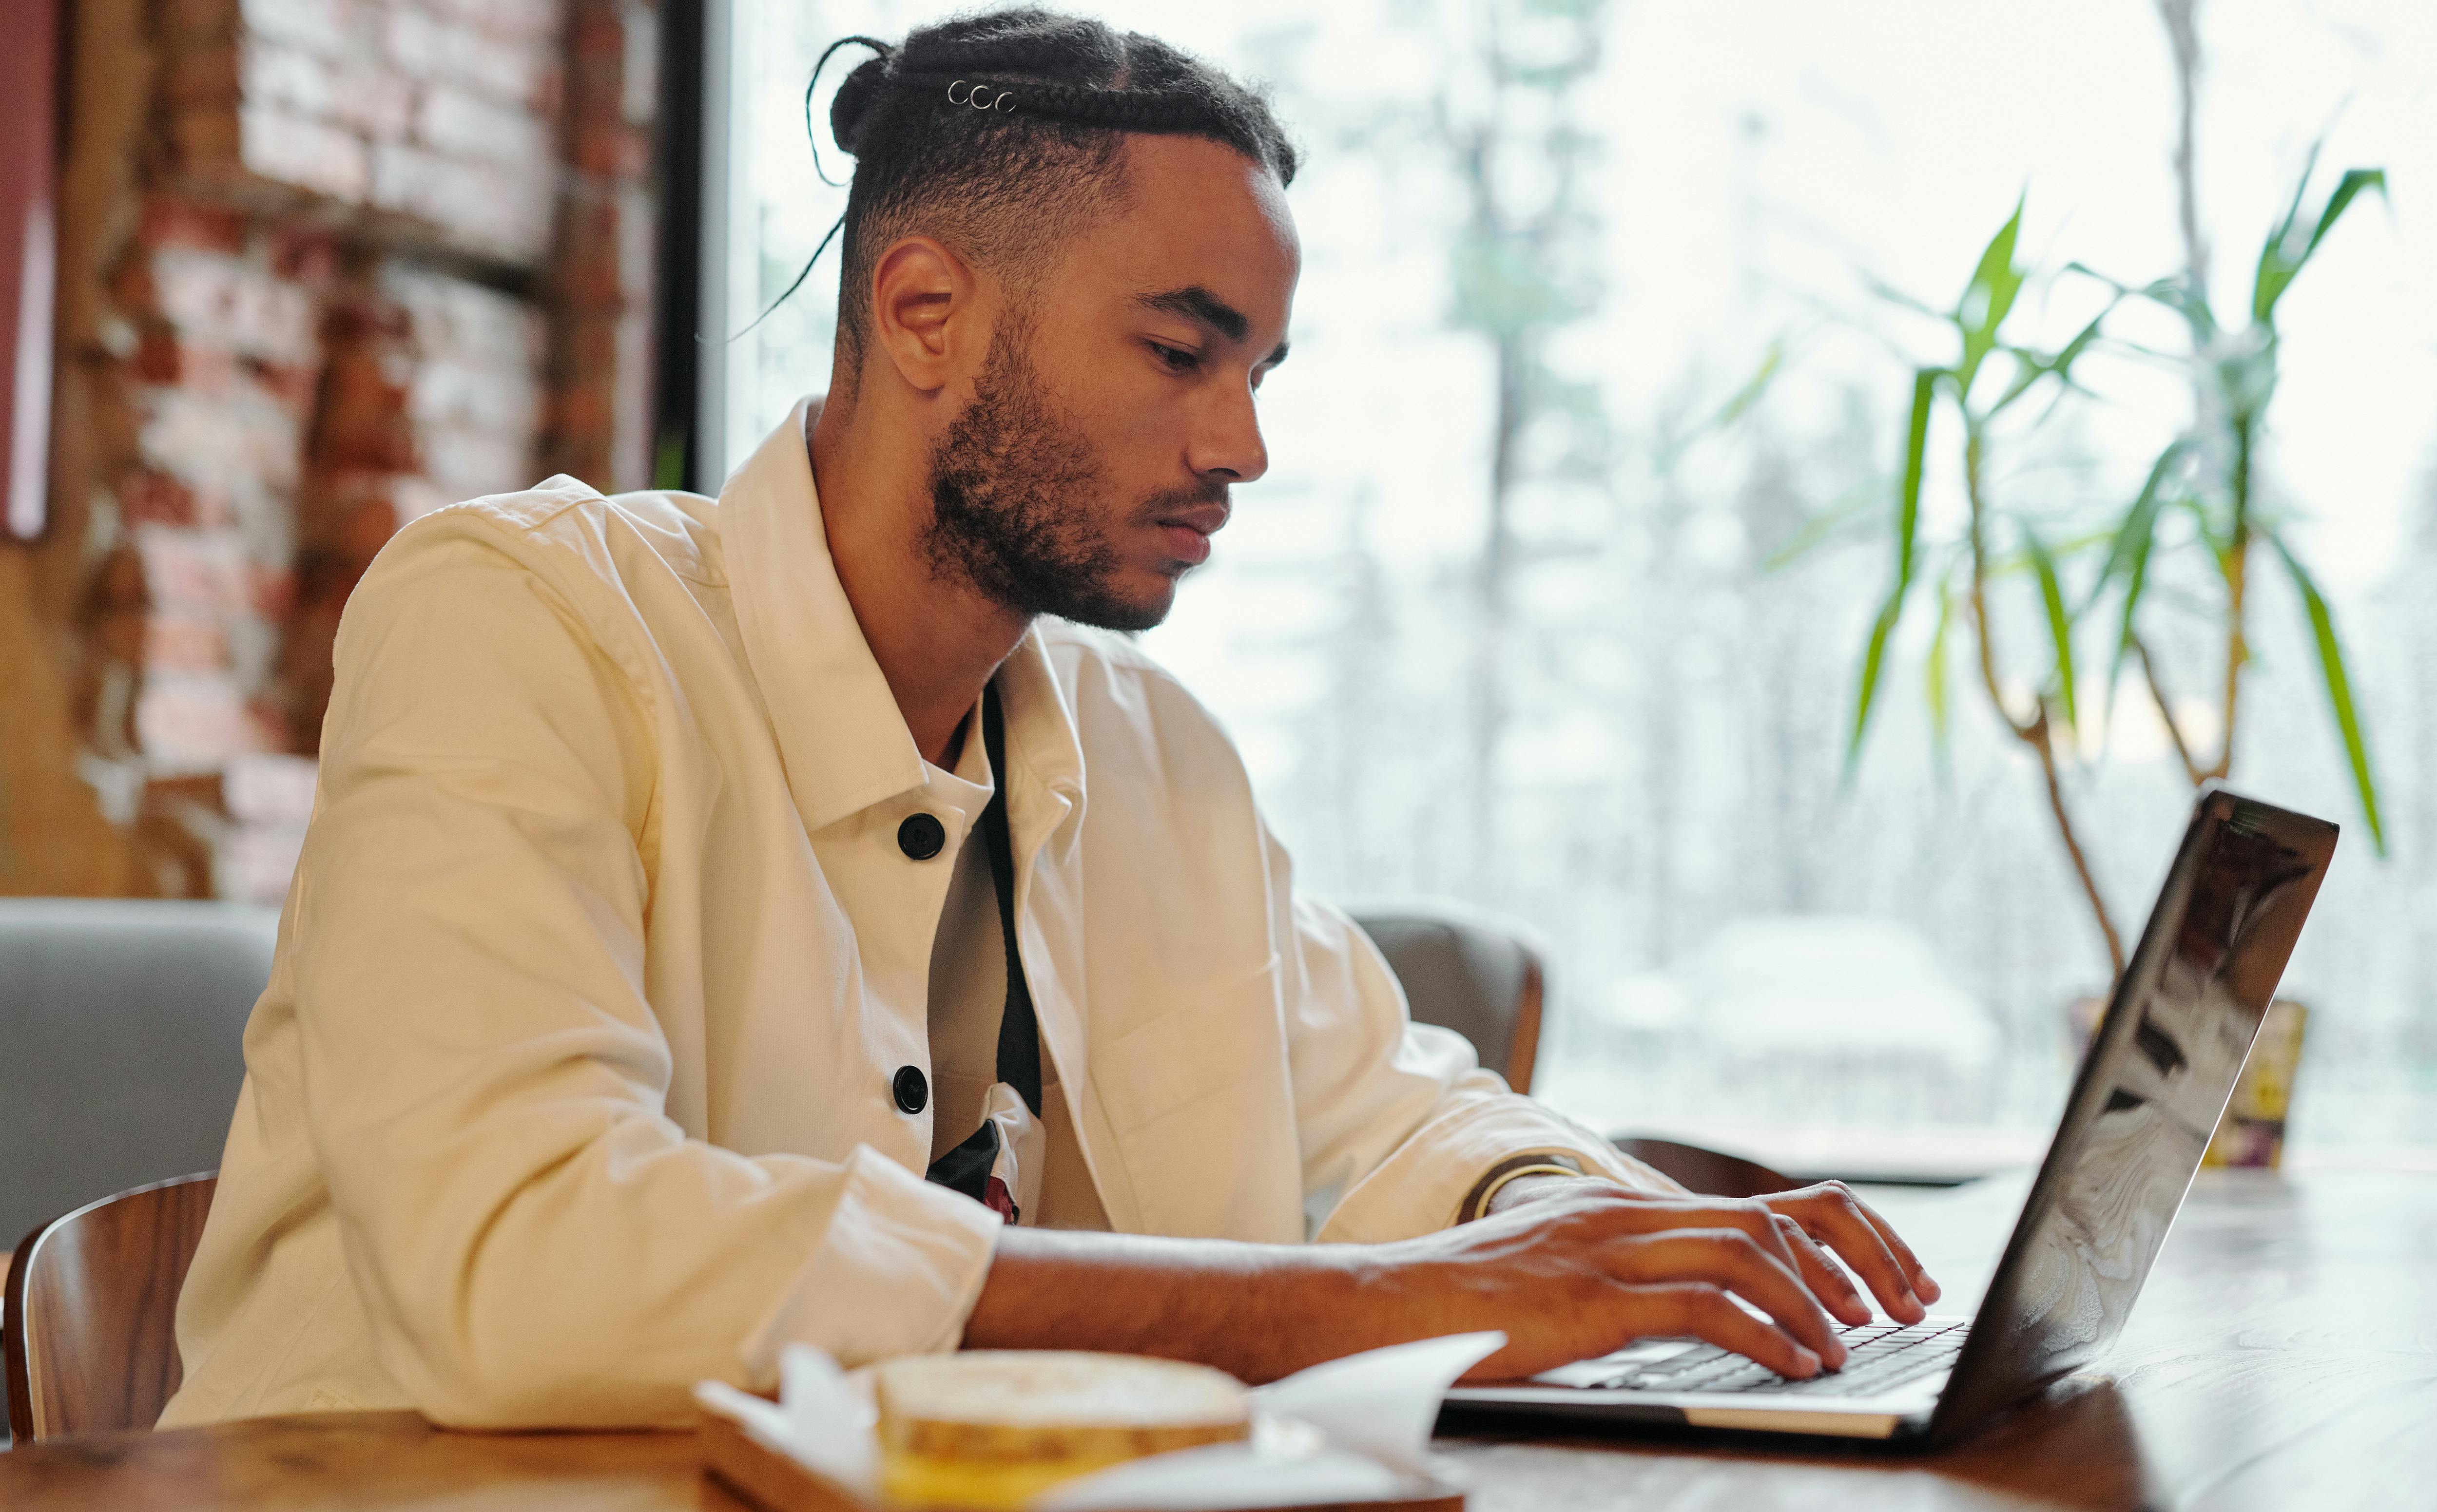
[{"left": 161, "top": 401, "right": 1649, "bottom": 1430}]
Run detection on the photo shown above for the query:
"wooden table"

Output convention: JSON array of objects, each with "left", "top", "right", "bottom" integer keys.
[{"left": 2, "top": 1170, "right": 2431, "bottom": 1510}]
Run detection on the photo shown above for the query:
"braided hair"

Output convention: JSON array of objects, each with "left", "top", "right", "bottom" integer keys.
[{"left": 807, "top": 7, "right": 1298, "bottom": 376}]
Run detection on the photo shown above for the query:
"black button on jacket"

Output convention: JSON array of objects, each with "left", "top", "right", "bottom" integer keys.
[{"left": 896, "top": 813, "right": 947, "bottom": 861}]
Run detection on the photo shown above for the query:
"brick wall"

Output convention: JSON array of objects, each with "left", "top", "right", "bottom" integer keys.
[{"left": 1, "top": 0, "right": 663, "bottom": 901}]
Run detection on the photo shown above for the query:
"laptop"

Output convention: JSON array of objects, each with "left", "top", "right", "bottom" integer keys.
[{"left": 1444, "top": 784, "right": 2338, "bottom": 1442}]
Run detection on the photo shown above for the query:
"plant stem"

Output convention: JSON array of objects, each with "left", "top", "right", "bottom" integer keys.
[
  {"left": 2132, "top": 634, "right": 2208, "bottom": 786},
  {"left": 1963, "top": 419, "right": 2127, "bottom": 980},
  {"left": 2031, "top": 708, "right": 2129, "bottom": 979},
  {"left": 1964, "top": 429, "right": 2034, "bottom": 741},
  {"left": 2154, "top": 0, "right": 2210, "bottom": 299},
  {"left": 2212, "top": 416, "right": 2253, "bottom": 780}
]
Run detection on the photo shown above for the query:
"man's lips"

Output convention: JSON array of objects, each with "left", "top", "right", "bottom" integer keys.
[{"left": 1151, "top": 501, "right": 1229, "bottom": 566}]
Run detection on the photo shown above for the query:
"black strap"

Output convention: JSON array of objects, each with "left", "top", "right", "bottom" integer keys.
[
  {"left": 927, "top": 1116, "right": 1003, "bottom": 1203},
  {"left": 923, "top": 684, "right": 1042, "bottom": 1208},
  {"left": 979, "top": 683, "right": 1043, "bottom": 1116}
]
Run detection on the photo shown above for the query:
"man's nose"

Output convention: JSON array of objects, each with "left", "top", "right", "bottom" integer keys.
[{"left": 1186, "top": 384, "right": 1269, "bottom": 485}]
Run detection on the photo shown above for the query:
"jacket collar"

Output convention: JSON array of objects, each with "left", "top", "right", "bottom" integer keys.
[
  {"left": 996, "top": 621, "right": 1089, "bottom": 862},
  {"left": 723, "top": 398, "right": 1087, "bottom": 843}
]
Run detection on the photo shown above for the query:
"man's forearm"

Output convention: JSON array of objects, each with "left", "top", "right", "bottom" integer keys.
[
  {"left": 962, "top": 1227, "right": 1376, "bottom": 1383},
  {"left": 959, "top": 1177, "right": 1945, "bottom": 1387}
]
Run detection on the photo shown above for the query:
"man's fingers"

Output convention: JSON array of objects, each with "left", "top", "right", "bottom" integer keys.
[
  {"left": 1644, "top": 1283, "right": 1823, "bottom": 1381},
  {"left": 1767, "top": 1184, "right": 1934, "bottom": 1321},
  {"left": 1602, "top": 1230, "right": 1846, "bottom": 1368},
  {"left": 1774, "top": 1213, "right": 1870, "bottom": 1327},
  {"left": 1592, "top": 1197, "right": 1810, "bottom": 1282},
  {"left": 1842, "top": 1189, "right": 1942, "bottom": 1302}
]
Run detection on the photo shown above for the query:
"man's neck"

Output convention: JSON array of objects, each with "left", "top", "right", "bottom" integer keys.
[{"left": 806, "top": 400, "right": 1031, "bottom": 768}]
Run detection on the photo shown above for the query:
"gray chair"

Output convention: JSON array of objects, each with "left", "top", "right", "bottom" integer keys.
[
  {"left": 0, "top": 899, "right": 277, "bottom": 1436},
  {"left": 1347, "top": 899, "right": 1547, "bottom": 1092},
  {"left": 1348, "top": 900, "right": 1798, "bottom": 1197},
  {"left": 0, "top": 900, "right": 275, "bottom": 1256}
]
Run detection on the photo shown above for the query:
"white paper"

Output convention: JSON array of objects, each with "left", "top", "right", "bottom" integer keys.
[
  {"left": 696, "top": 1344, "right": 882, "bottom": 1502},
  {"left": 696, "top": 1331, "right": 1504, "bottom": 1511},
  {"left": 1247, "top": 1330, "right": 1505, "bottom": 1479}
]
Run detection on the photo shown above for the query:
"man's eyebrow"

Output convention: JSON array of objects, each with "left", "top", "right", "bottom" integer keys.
[
  {"left": 1135, "top": 287, "right": 1289, "bottom": 366},
  {"left": 1137, "top": 286, "right": 1249, "bottom": 341}
]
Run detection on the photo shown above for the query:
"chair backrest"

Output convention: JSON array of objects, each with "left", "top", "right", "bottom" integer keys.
[
  {"left": 1346, "top": 899, "right": 1547, "bottom": 1092},
  {"left": 4, "top": 1172, "right": 218, "bottom": 1439},
  {"left": 1611, "top": 1136, "right": 1796, "bottom": 1198},
  {"left": 0, "top": 899, "right": 274, "bottom": 1250},
  {"left": 1339, "top": 902, "right": 1795, "bottom": 1197}
]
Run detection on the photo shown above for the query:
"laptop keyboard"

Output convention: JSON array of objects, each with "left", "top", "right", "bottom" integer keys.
[{"left": 1589, "top": 1319, "right": 1970, "bottom": 1397}]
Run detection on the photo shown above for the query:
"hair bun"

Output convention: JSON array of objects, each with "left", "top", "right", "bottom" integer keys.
[{"left": 828, "top": 51, "right": 890, "bottom": 154}]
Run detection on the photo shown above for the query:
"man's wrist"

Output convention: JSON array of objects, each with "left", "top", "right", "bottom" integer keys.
[
  {"left": 1482, "top": 1170, "right": 1614, "bottom": 1217},
  {"left": 1458, "top": 1152, "right": 1588, "bottom": 1223}
]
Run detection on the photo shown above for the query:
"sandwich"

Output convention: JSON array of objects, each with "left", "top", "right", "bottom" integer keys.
[{"left": 874, "top": 1350, "right": 1251, "bottom": 1509}]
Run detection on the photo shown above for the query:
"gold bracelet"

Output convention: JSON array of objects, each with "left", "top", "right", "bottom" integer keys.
[{"left": 1459, "top": 1153, "right": 1587, "bottom": 1223}]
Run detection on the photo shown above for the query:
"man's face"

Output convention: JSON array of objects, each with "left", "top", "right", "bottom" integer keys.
[{"left": 923, "top": 135, "right": 1299, "bottom": 632}]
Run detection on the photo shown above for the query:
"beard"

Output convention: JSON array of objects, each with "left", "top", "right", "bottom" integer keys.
[{"left": 922, "top": 324, "right": 1223, "bottom": 633}]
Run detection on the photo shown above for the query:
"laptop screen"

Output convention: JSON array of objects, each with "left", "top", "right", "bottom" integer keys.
[{"left": 1931, "top": 786, "right": 2337, "bottom": 1435}]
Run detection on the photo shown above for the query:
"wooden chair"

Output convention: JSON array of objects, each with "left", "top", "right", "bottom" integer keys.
[
  {"left": 0, "top": 899, "right": 270, "bottom": 1439},
  {"left": 4, "top": 1172, "right": 217, "bottom": 1441},
  {"left": 1348, "top": 899, "right": 1546, "bottom": 1092}
]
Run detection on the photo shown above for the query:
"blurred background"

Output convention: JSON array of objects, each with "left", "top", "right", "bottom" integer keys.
[{"left": 4, "top": 0, "right": 2432, "bottom": 1174}]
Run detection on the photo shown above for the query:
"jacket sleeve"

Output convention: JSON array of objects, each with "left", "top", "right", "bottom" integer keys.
[
  {"left": 1261, "top": 823, "right": 1684, "bottom": 1244},
  {"left": 293, "top": 517, "right": 999, "bottom": 1428}
]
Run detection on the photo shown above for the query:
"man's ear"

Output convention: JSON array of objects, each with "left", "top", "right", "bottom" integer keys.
[{"left": 868, "top": 235, "right": 979, "bottom": 396}]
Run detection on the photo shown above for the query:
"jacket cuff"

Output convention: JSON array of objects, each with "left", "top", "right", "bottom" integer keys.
[
  {"left": 1313, "top": 1081, "right": 1682, "bottom": 1244},
  {"left": 739, "top": 1144, "right": 1002, "bottom": 1384}
]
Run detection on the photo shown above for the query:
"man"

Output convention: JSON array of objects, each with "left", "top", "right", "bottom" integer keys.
[{"left": 163, "top": 7, "right": 1936, "bottom": 1429}]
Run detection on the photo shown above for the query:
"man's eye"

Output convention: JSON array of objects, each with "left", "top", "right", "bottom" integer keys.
[{"left": 1150, "top": 342, "right": 1201, "bottom": 372}]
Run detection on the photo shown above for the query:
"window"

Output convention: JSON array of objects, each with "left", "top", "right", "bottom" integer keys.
[{"left": 704, "top": 0, "right": 2437, "bottom": 1166}]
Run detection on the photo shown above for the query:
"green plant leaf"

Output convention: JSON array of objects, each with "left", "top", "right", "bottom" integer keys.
[
  {"left": 2060, "top": 260, "right": 2128, "bottom": 297},
  {"left": 2086, "top": 442, "right": 2188, "bottom": 610},
  {"left": 1989, "top": 349, "right": 2049, "bottom": 418},
  {"left": 1847, "top": 367, "right": 1942, "bottom": 764},
  {"left": 1925, "top": 575, "right": 1954, "bottom": 756},
  {"left": 1706, "top": 337, "right": 1785, "bottom": 430},
  {"left": 2253, "top": 150, "right": 2387, "bottom": 327},
  {"left": 2252, "top": 140, "right": 2324, "bottom": 320},
  {"left": 2047, "top": 304, "right": 2111, "bottom": 383},
  {"left": 1761, "top": 483, "right": 1875, "bottom": 573},
  {"left": 1850, "top": 593, "right": 1904, "bottom": 772},
  {"left": 2303, "top": 168, "right": 2388, "bottom": 262},
  {"left": 2168, "top": 491, "right": 2229, "bottom": 564},
  {"left": 1955, "top": 197, "right": 2027, "bottom": 393},
  {"left": 2076, "top": 259, "right": 2219, "bottom": 345},
  {"left": 2269, "top": 531, "right": 2387, "bottom": 855},
  {"left": 1866, "top": 276, "right": 1945, "bottom": 321},
  {"left": 2089, "top": 442, "right": 2186, "bottom": 708},
  {"left": 2022, "top": 523, "right": 2078, "bottom": 734},
  {"left": 1989, "top": 302, "right": 2114, "bottom": 420},
  {"left": 1895, "top": 368, "right": 1936, "bottom": 584},
  {"left": 2110, "top": 523, "right": 2156, "bottom": 743}
]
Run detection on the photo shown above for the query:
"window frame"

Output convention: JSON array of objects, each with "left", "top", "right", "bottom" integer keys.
[{"left": 1, "top": 0, "right": 60, "bottom": 542}]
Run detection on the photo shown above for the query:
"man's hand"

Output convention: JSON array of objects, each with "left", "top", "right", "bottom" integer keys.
[
  {"left": 964, "top": 1175, "right": 1942, "bottom": 1387},
  {"left": 1489, "top": 1173, "right": 1942, "bottom": 1334},
  {"left": 1361, "top": 1178, "right": 1860, "bottom": 1381}
]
